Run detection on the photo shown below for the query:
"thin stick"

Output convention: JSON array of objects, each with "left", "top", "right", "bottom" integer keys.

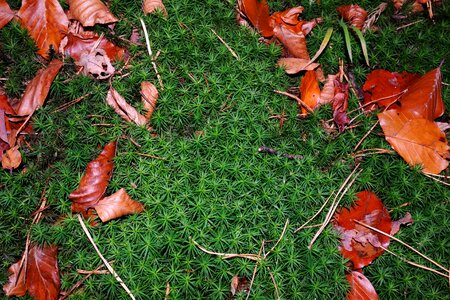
[
  {"left": 396, "top": 20, "right": 423, "bottom": 31},
  {"left": 267, "top": 267, "right": 281, "bottom": 300},
  {"left": 14, "top": 111, "right": 35, "bottom": 139},
  {"left": 423, "top": 173, "right": 450, "bottom": 187},
  {"left": 77, "top": 269, "right": 110, "bottom": 275},
  {"left": 211, "top": 29, "right": 240, "bottom": 60},
  {"left": 191, "top": 238, "right": 260, "bottom": 261},
  {"left": 354, "top": 219, "right": 448, "bottom": 273},
  {"left": 140, "top": 18, "right": 164, "bottom": 90},
  {"left": 164, "top": 282, "right": 170, "bottom": 300},
  {"left": 381, "top": 246, "right": 449, "bottom": 278},
  {"left": 135, "top": 152, "right": 166, "bottom": 160},
  {"left": 353, "top": 120, "right": 379, "bottom": 151},
  {"left": 273, "top": 90, "right": 314, "bottom": 114},
  {"left": 294, "top": 193, "right": 334, "bottom": 233},
  {"left": 245, "top": 241, "right": 264, "bottom": 300},
  {"left": 77, "top": 214, "right": 136, "bottom": 300},
  {"left": 264, "top": 219, "right": 289, "bottom": 258},
  {"left": 53, "top": 93, "right": 91, "bottom": 113},
  {"left": 60, "top": 262, "right": 109, "bottom": 300}
]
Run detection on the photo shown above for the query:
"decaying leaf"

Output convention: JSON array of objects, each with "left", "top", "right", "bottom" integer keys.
[
  {"left": 390, "top": 212, "right": 413, "bottom": 235},
  {"left": 277, "top": 58, "right": 320, "bottom": 74},
  {"left": 237, "top": 0, "right": 273, "bottom": 37},
  {"left": 378, "top": 110, "right": 449, "bottom": 174},
  {"left": 318, "top": 74, "right": 336, "bottom": 105},
  {"left": 94, "top": 188, "right": 144, "bottom": 222},
  {"left": 16, "top": 59, "right": 63, "bottom": 116},
  {"left": 17, "top": 0, "right": 68, "bottom": 59},
  {"left": 0, "top": 0, "right": 14, "bottom": 30},
  {"left": 2, "top": 145, "right": 21, "bottom": 169},
  {"left": 107, "top": 86, "right": 147, "bottom": 126},
  {"left": 70, "top": 141, "right": 117, "bottom": 215},
  {"left": 332, "top": 79, "right": 350, "bottom": 133},
  {"left": 78, "top": 49, "right": 115, "bottom": 79},
  {"left": 143, "top": 0, "right": 168, "bottom": 16},
  {"left": 26, "top": 244, "right": 60, "bottom": 300},
  {"left": 68, "top": 0, "right": 118, "bottom": 27},
  {"left": 346, "top": 270, "right": 378, "bottom": 300},
  {"left": 337, "top": 4, "right": 368, "bottom": 30},
  {"left": 141, "top": 81, "right": 159, "bottom": 121},
  {"left": 3, "top": 255, "right": 27, "bottom": 297},
  {"left": 230, "top": 275, "right": 249, "bottom": 296},
  {"left": 299, "top": 70, "right": 320, "bottom": 115}
]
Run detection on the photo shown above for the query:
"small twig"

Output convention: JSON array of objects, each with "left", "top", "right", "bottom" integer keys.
[
  {"left": 245, "top": 241, "right": 264, "bottom": 300},
  {"left": 396, "top": 20, "right": 423, "bottom": 31},
  {"left": 14, "top": 111, "right": 35, "bottom": 139},
  {"left": 423, "top": 173, "right": 450, "bottom": 187},
  {"left": 258, "top": 146, "right": 303, "bottom": 160},
  {"left": 388, "top": 202, "right": 412, "bottom": 213},
  {"left": 92, "top": 123, "right": 115, "bottom": 127},
  {"left": 140, "top": 18, "right": 164, "bottom": 90},
  {"left": 353, "top": 120, "right": 380, "bottom": 151},
  {"left": 264, "top": 219, "right": 289, "bottom": 258},
  {"left": 352, "top": 147, "right": 393, "bottom": 158},
  {"left": 267, "top": 266, "right": 280, "bottom": 300},
  {"left": 77, "top": 269, "right": 110, "bottom": 275},
  {"left": 211, "top": 29, "right": 240, "bottom": 60},
  {"left": 300, "top": 223, "right": 323, "bottom": 229},
  {"left": 77, "top": 214, "right": 136, "bottom": 300},
  {"left": 273, "top": 90, "right": 314, "bottom": 114},
  {"left": 354, "top": 219, "right": 449, "bottom": 273},
  {"left": 53, "top": 93, "right": 91, "bottom": 113},
  {"left": 192, "top": 238, "right": 260, "bottom": 261},
  {"left": 294, "top": 193, "right": 334, "bottom": 233},
  {"left": 164, "top": 282, "right": 170, "bottom": 300},
  {"left": 134, "top": 152, "right": 166, "bottom": 160}
]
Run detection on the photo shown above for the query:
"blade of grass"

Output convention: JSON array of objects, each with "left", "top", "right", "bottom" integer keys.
[
  {"left": 303, "top": 27, "right": 333, "bottom": 69},
  {"left": 339, "top": 20, "right": 352, "bottom": 63},
  {"left": 352, "top": 26, "right": 370, "bottom": 66}
]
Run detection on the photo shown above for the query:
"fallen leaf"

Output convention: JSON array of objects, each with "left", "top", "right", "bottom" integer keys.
[
  {"left": 230, "top": 275, "right": 249, "bottom": 296},
  {"left": 332, "top": 79, "right": 350, "bottom": 133},
  {"left": 299, "top": 70, "right": 320, "bottom": 114},
  {"left": 333, "top": 191, "right": 392, "bottom": 270},
  {"left": 378, "top": 110, "right": 449, "bottom": 174},
  {"left": 0, "top": 109, "right": 8, "bottom": 145},
  {"left": 277, "top": 58, "right": 320, "bottom": 74},
  {"left": 16, "top": 60, "right": 63, "bottom": 116},
  {"left": 2, "top": 145, "right": 22, "bottom": 169},
  {"left": 107, "top": 86, "right": 147, "bottom": 126},
  {"left": 78, "top": 49, "right": 115, "bottom": 79},
  {"left": 26, "top": 244, "right": 60, "bottom": 300},
  {"left": 390, "top": 212, "right": 413, "bottom": 235},
  {"left": 70, "top": 141, "right": 117, "bottom": 215},
  {"left": 2, "top": 255, "right": 27, "bottom": 297},
  {"left": 318, "top": 74, "right": 336, "bottom": 105},
  {"left": 68, "top": 0, "right": 118, "bottom": 27},
  {"left": 336, "top": 4, "right": 368, "bottom": 30},
  {"left": 141, "top": 81, "right": 159, "bottom": 120},
  {"left": 0, "top": 0, "right": 14, "bottom": 30},
  {"left": 94, "top": 188, "right": 144, "bottom": 222},
  {"left": 346, "top": 270, "right": 378, "bottom": 300},
  {"left": 17, "top": 0, "right": 68, "bottom": 59},
  {"left": 237, "top": 0, "right": 273, "bottom": 37},
  {"left": 143, "top": 0, "right": 167, "bottom": 16}
]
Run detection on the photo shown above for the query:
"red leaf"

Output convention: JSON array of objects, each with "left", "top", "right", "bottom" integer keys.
[
  {"left": 237, "top": 0, "right": 273, "bottom": 37},
  {"left": 68, "top": 0, "right": 118, "bottom": 27},
  {"left": 70, "top": 141, "right": 117, "bottom": 215},
  {"left": 332, "top": 79, "right": 350, "bottom": 132},
  {"left": 333, "top": 191, "right": 392, "bottom": 269},
  {"left": 0, "top": 0, "right": 14, "bottom": 30},
  {"left": 3, "top": 255, "right": 27, "bottom": 297},
  {"left": 106, "top": 87, "right": 148, "bottom": 126},
  {"left": 94, "top": 188, "right": 144, "bottom": 222},
  {"left": 26, "top": 244, "right": 60, "bottom": 300},
  {"left": 17, "top": 0, "right": 68, "bottom": 59},
  {"left": 16, "top": 60, "right": 63, "bottom": 116},
  {"left": 299, "top": 70, "right": 320, "bottom": 115},
  {"left": 346, "top": 270, "right": 378, "bottom": 300},
  {"left": 336, "top": 4, "right": 368, "bottom": 30}
]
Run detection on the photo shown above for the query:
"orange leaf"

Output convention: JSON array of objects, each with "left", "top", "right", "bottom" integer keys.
[
  {"left": 70, "top": 141, "right": 117, "bottom": 215},
  {"left": 0, "top": 0, "right": 14, "bottom": 30},
  {"left": 237, "top": 0, "right": 273, "bottom": 37},
  {"left": 336, "top": 4, "right": 368, "bottom": 30},
  {"left": 94, "top": 188, "right": 144, "bottom": 222},
  {"left": 346, "top": 270, "right": 378, "bottom": 300},
  {"left": 333, "top": 191, "right": 391, "bottom": 270},
  {"left": 68, "top": 0, "right": 118, "bottom": 27},
  {"left": 2, "top": 145, "right": 21, "bottom": 169},
  {"left": 143, "top": 0, "right": 167, "bottom": 16},
  {"left": 2, "top": 255, "right": 27, "bottom": 297},
  {"left": 17, "top": 0, "right": 68, "bottom": 59},
  {"left": 26, "top": 244, "right": 60, "bottom": 300},
  {"left": 16, "top": 59, "right": 63, "bottom": 116},
  {"left": 141, "top": 81, "right": 159, "bottom": 121},
  {"left": 277, "top": 57, "right": 320, "bottom": 74},
  {"left": 378, "top": 110, "right": 449, "bottom": 174},
  {"left": 106, "top": 87, "right": 148, "bottom": 126},
  {"left": 299, "top": 70, "right": 320, "bottom": 114}
]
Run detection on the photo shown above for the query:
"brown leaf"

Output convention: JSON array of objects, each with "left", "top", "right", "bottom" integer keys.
[
  {"left": 346, "top": 270, "right": 378, "bottom": 300},
  {"left": 277, "top": 58, "right": 320, "bottom": 74},
  {"left": 106, "top": 86, "right": 147, "bottom": 126},
  {"left": 26, "top": 244, "right": 60, "bottom": 300},
  {"left": 17, "top": 0, "right": 68, "bottom": 59},
  {"left": 230, "top": 275, "right": 249, "bottom": 296},
  {"left": 299, "top": 70, "right": 320, "bottom": 114},
  {"left": 237, "top": 0, "right": 273, "bottom": 37},
  {"left": 140, "top": 81, "right": 159, "bottom": 121},
  {"left": 0, "top": 0, "right": 14, "bottom": 30},
  {"left": 16, "top": 59, "right": 63, "bottom": 116},
  {"left": 68, "top": 0, "right": 118, "bottom": 27},
  {"left": 2, "top": 145, "right": 21, "bottom": 169},
  {"left": 378, "top": 110, "right": 449, "bottom": 174},
  {"left": 390, "top": 212, "right": 413, "bottom": 235},
  {"left": 78, "top": 49, "right": 115, "bottom": 80},
  {"left": 318, "top": 74, "right": 336, "bottom": 105},
  {"left": 94, "top": 188, "right": 144, "bottom": 222},
  {"left": 70, "top": 141, "right": 117, "bottom": 215},
  {"left": 143, "top": 0, "right": 167, "bottom": 16},
  {"left": 2, "top": 255, "right": 27, "bottom": 297},
  {"left": 332, "top": 80, "right": 350, "bottom": 133},
  {"left": 336, "top": 4, "right": 368, "bottom": 30}
]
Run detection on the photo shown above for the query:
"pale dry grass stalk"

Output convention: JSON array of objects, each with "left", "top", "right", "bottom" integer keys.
[
  {"left": 294, "top": 193, "right": 334, "bottom": 233},
  {"left": 211, "top": 29, "right": 240, "bottom": 60},
  {"left": 273, "top": 90, "right": 314, "bottom": 114},
  {"left": 140, "top": 18, "right": 164, "bottom": 90}
]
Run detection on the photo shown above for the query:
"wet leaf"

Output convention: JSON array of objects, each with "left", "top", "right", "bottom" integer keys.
[
  {"left": 318, "top": 74, "right": 336, "bottom": 105},
  {"left": 70, "top": 141, "right": 117, "bottom": 215},
  {"left": 333, "top": 191, "right": 392, "bottom": 270},
  {"left": 2, "top": 145, "right": 21, "bottom": 169},
  {"left": 230, "top": 275, "right": 249, "bottom": 296},
  {"left": 94, "top": 188, "right": 144, "bottom": 222},
  {"left": 390, "top": 212, "right": 413, "bottom": 235},
  {"left": 26, "top": 244, "right": 60, "bottom": 300},
  {"left": 0, "top": 0, "right": 14, "bottom": 30},
  {"left": 299, "top": 70, "right": 320, "bottom": 115},
  {"left": 3, "top": 255, "right": 27, "bottom": 297},
  {"left": 237, "top": 0, "right": 273, "bottom": 37},
  {"left": 141, "top": 81, "right": 159, "bottom": 121},
  {"left": 68, "top": 0, "right": 118, "bottom": 27},
  {"left": 337, "top": 4, "right": 368, "bottom": 30},
  {"left": 16, "top": 59, "right": 63, "bottom": 116},
  {"left": 17, "top": 0, "right": 68, "bottom": 59},
  {"left": 332, "top": 79, "right": 350, "bottom": 133},
  {"left": 346, "top": 270, "right": 378, "bottom": 300},
  {"left": 106, "top": 86, "right": 147, "bottom": 126},
  {"left": 143, "top": 0, "right": 167, "bottom": 16},
  {"left": 78, "top": 49, "right": 115, "bottom": 80},
  {"left": 277, "top": 58, "right": 319, "bottom": 74},
  {"left": 378, "top": 110, "right": 449, "bottom": 174}
]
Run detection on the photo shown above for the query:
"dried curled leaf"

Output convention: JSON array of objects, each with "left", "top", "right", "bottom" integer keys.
[
  {"left": 107, "top": 87, "right": 147, "bottom": 126},
  {"left": 78, "top": 49, "right": 115, "bottom": 80},
  {"left": 141, "top": 81, "right": 159, "bottom": 121},
  {"left": 390, "top": 212, "right": 413, "bottom": 235},
  {"left": 230, "top": 275, "right": 249, "bottom": 296},
  {"left": 143, "top": 0, "right": 167, "bottom": 16},
  {"left": 3, "top": 255, "right": 26, "bottom": 297},
  {"left": 346, "top": 271, "right": 378, "bottom": 300},
  {"left": 337, "top": 4, "right": 368, "bottom": 30},
  {"left": 299, "top": 70, "right": 320, "bottom": 115},
  {"left": 70, "top": 141, "right": 117, "bottom": 215},
  {"left": 277, "top": 58, "right": 320, "bottom": 74},
  {"left": 318, "top": 74, "right": 336, "bottom": 105},
  {"left": 16, "top": 59, "right": 63, "bottom": 116},
  {"left": 0, "top": 0, "right": 14, "bottom": 30},
  {"left": 17, "top": 0, "right": 68, "bottom": 59},
  {"left": 2, "top": 145, "right": 21, "bottom": 170},
  {"left": 332, "top": 79, "right": 350, "bottom": 133},
  {"left": 94, "top": 188, "right": 144, "bottom": 222},
  {"left": 68, "top": 0, "right": 118, "bottom": 27},
  {"left": 237, "top": 0, "right": 273, "bottom": 37}
]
